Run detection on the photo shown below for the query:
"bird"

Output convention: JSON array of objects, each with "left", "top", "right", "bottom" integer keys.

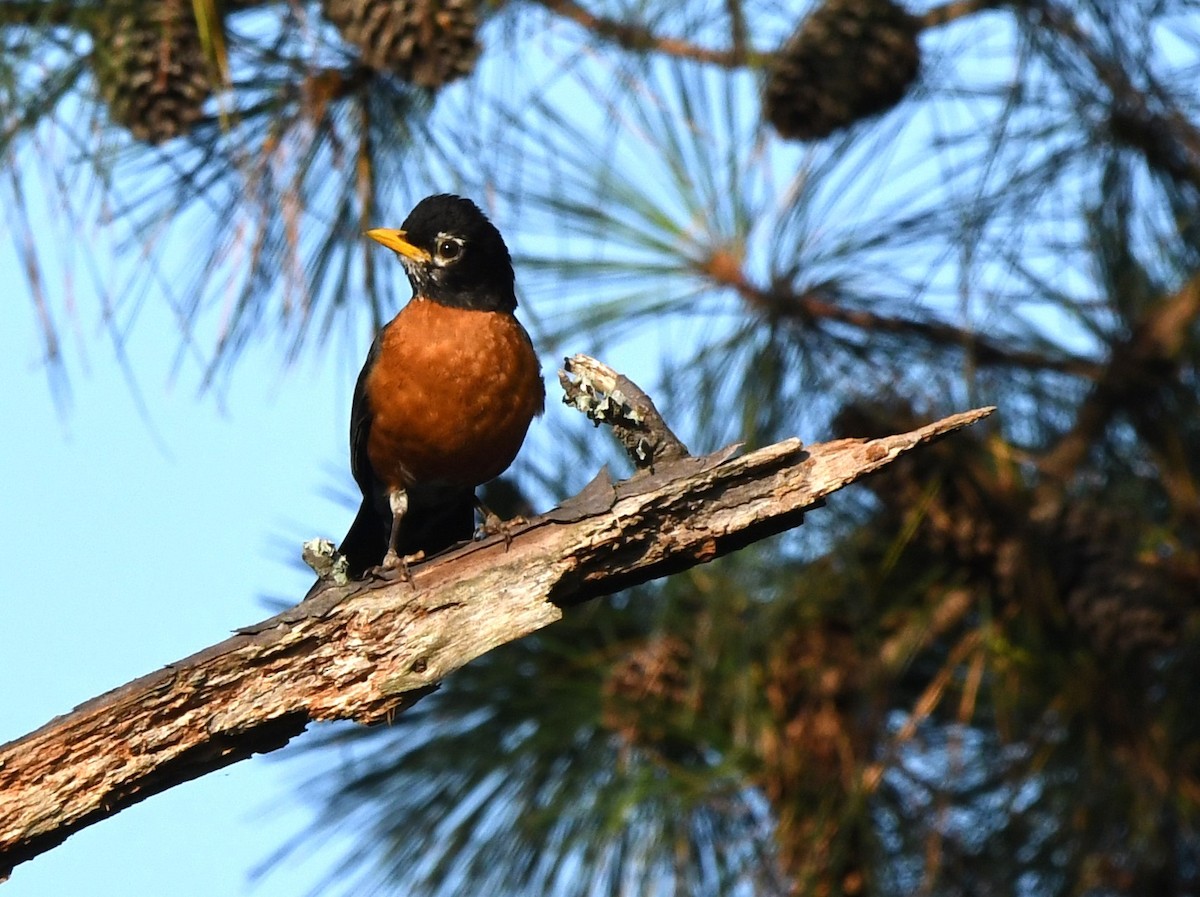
[{"left": 334, "top": 193, "right": 544, "bottom": 580}]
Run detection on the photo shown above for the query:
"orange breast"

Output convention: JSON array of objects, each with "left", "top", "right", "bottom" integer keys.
[{"left": 365, "top": 298, "right": 544, "bottom": 491}]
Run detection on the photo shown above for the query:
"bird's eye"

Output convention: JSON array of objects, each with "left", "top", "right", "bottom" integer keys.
[{"left": 437, "top": 239, "right": 461, "bottom": 261}]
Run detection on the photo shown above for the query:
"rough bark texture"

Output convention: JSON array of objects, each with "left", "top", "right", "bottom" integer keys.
[{"left": 0, "top": 406, "right": 993, "bottom": 879}]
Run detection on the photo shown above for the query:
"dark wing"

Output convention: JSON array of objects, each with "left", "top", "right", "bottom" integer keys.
[
  {"left": 349, "top": 332, "right": 382, "bottom": 496},
  {"left": 333, "top": 499, "right": 388, "bottom": 580},
  {"left": 334, "top": 333, "right": 389, "bottom": 578}
]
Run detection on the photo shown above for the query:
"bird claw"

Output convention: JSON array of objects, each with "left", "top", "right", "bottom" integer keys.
[
  {"left": 375, "top": 549, "right": 426, "bottom": 586},
  {"left": 478, "top": 509, "right": 526, "bottom": 549}
]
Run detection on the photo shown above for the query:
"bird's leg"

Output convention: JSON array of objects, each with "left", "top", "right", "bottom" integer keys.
[
  {"left": 382, "top": 489, "right": 410, "bottom": 570},
  {"left": 379, "top": 489, "right": 426, "bottom": 583}
]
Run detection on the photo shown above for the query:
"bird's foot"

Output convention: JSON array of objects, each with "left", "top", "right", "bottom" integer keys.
[
  {"left": 379, "top": 549, "right": 426, "bottom": 585},
  {"left": 477, "top": 509, "right": 526, "bottom": 549}
]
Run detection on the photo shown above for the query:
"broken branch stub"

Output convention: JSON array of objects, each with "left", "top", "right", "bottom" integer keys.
[{"left": 558, "top": 354, "right": 690, "bottom": 468}]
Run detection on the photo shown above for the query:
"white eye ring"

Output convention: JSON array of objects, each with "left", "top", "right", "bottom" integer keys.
[{"left": 434, "top": 235, "right": 464, "bottom": 264}]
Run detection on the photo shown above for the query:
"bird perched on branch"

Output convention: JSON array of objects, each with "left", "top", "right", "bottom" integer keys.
[{"left": 335, "top": 194, "right": 544, "bottom": 579}]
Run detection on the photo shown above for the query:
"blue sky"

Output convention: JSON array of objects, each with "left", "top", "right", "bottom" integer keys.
[{"left": 0, "top": 236, "right": 388, "bottom": 894}]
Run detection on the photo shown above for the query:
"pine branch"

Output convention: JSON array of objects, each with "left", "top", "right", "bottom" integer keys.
[
  {"left": 1035, "top": 1, "right": 1200, "bottom": 193},
  {"left": 787, "top": 289, "right": 1101, "bottom": 378},
  {"left": 724, "top": 0, "right": 747, "bottom": 67},
  {"left": 920, "top": 0, "right": 1010, "bottom": 30},
  {"left": 0, "top": 399, "right": 994, "bottom": 879},
  {"left": 530, "top": 0, "right": 768, "bottom": 68},
  {"left": 1040, "top": 272, "right": 1200, "bottom": 482},
  {"left": 711, "top": 261, "right": 1105, "bottom": 379},
  {"left": 529, "top": 0, "right": 1007, "bottom": 72}
]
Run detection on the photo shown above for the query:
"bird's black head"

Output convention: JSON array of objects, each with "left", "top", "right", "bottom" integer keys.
[{"left": 366, "top": 194, "right": 517, "bottom": 313}]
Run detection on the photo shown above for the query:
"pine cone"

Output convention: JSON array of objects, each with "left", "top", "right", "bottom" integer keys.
[
  {"left": 323, "top": 0, "right": 481, "bottom": 89},
  {"left": 764, "top": 0, "right": 921, "bottom": 141},
  {"left": 1053, "top": 503, "right": 1178, "bottom": 656},
  {"left": 90, "top": 0, "right": 213, "bottom": 144},
  {"left": 601, "top": 635, "right": 693, "bottom": 752}
]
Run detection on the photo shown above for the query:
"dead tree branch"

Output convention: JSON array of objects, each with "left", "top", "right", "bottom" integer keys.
[{"left": 0, "top": 404, "right": 994, "bottom": 880}]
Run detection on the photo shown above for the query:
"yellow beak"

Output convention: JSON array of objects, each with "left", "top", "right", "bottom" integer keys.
[{"left": 365, "top": 228, "right": 431, "bottom": 263}]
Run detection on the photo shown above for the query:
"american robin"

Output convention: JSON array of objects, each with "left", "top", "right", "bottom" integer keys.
[{"left": 334, "top": 194, "right": 544, "bottom": 579}]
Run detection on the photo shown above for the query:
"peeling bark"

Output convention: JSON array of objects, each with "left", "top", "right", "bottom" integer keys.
[{"left": 0, "top": 406, "right": 994, "bottom": 879}]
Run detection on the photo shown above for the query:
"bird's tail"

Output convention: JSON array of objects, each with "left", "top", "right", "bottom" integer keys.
[{"left": 336, "top": 499, "right": 390, "bottom": 580}]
